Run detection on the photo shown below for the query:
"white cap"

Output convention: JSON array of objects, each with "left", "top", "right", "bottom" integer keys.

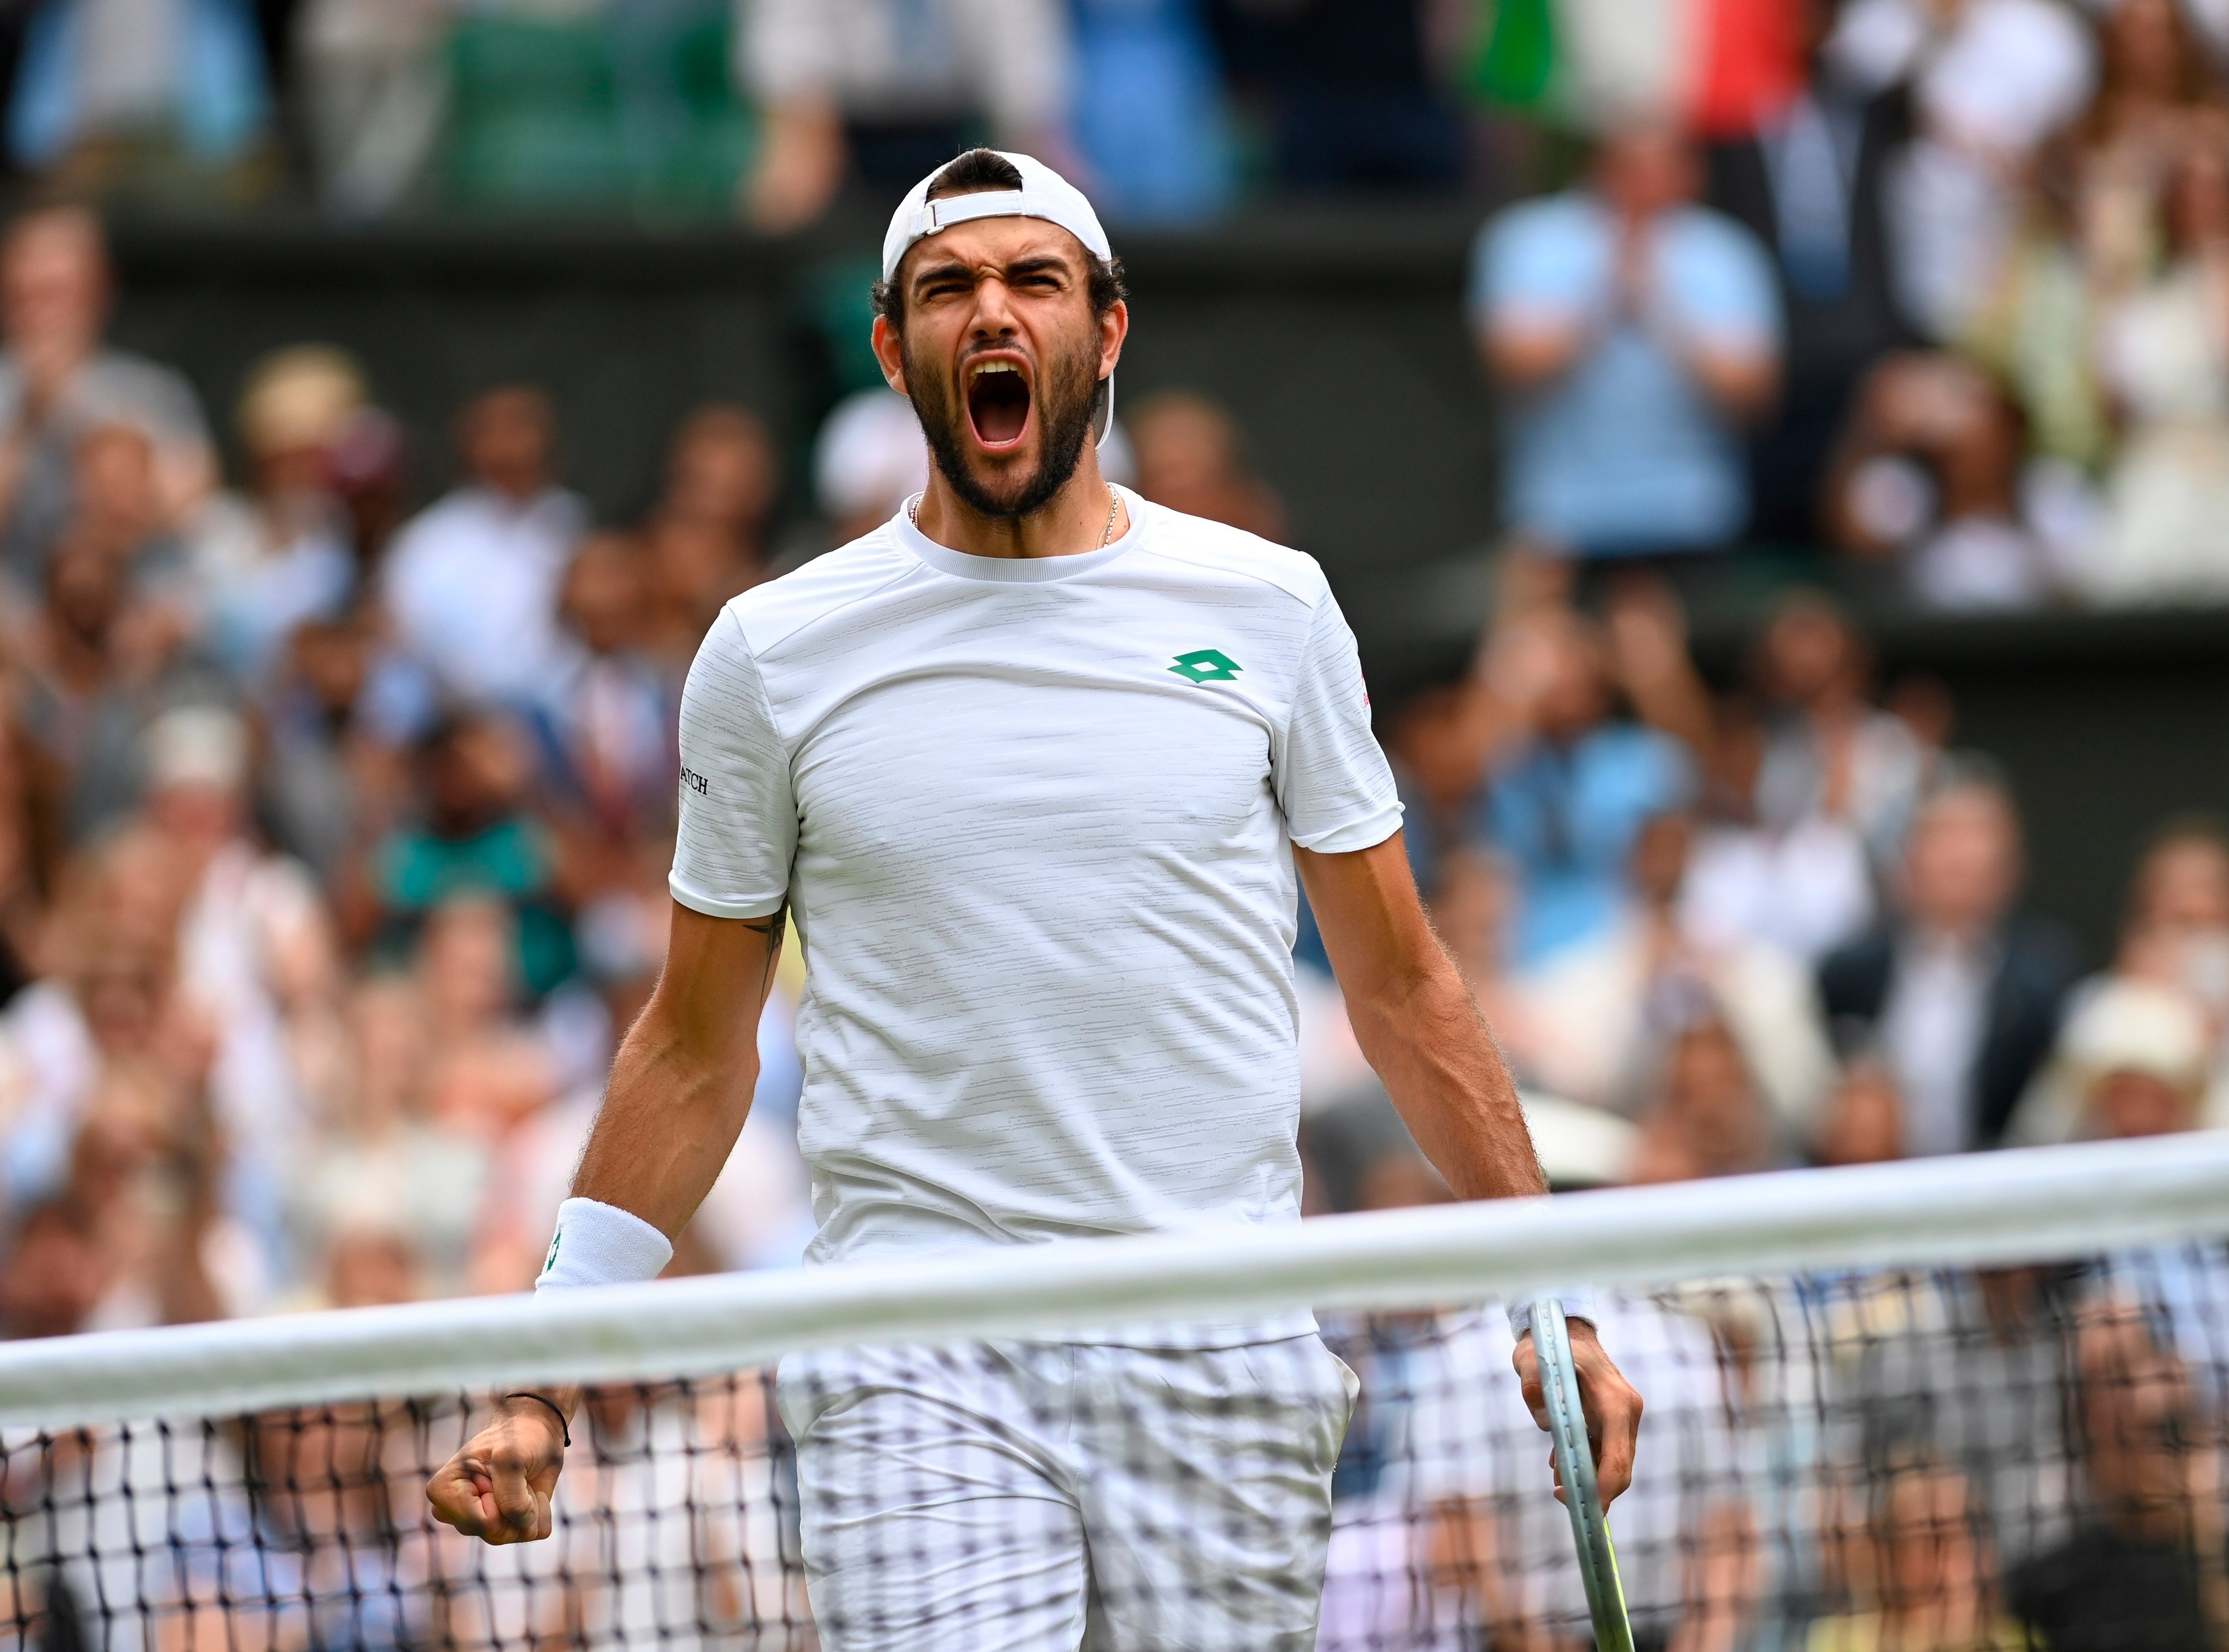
[
  {"left": 814, "top": 388, "right": 929, "bottom": 523},
  {"left": 144, "top": 704, "right": 248, "bottom": 794},
  {"left": 881, "top": 151, "right": 1112, "bottom": 284},
  {"left": 2061, "top": 980, "right": 2211, "bottom": 1094}
]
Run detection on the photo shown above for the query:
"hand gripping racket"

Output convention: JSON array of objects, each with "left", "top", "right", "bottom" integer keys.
[{"left": 1529, "top": 1297, "right": 1635, "bottom": 1652}]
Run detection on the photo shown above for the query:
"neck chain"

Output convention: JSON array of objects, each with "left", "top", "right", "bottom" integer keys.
[{"left": 909, "top": 487, "right": 1124, "bottom": 549}]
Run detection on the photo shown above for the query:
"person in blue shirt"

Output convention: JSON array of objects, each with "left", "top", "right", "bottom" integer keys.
[
  {"left": 1472, "top": 122, "right": 1785, "bottom": 559},
  {"left": 1481, "top": 601, "right": 1698, "bottom": 969}
]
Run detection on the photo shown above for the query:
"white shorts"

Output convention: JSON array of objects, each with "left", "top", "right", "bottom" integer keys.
[{"left": 775, "top": 1336, "right": 1359, "bottom": 1652}]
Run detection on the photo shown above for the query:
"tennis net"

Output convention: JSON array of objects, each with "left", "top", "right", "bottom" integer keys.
[{"left": 3, "top": 1135, "right": 2229, "bottom": 1650}]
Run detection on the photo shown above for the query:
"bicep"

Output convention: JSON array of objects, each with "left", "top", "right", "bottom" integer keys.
[
  {"left": 649, "top": 900, "right": 785, "bottom": 1063},
  {"left": 1295, "top": 832, "right": 1437, "bottom": 1004}
]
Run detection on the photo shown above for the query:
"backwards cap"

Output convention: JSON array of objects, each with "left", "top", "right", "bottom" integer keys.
[{"left": 881, "top": 152, "right": 1112, "bottom": 284}]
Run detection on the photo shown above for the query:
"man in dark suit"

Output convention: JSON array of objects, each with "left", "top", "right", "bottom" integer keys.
[
  {"left": 1706, "top": 0, "right": 1913, "bottom": 546},
  {"left": 1819, "top": 762, "right": 2081, "bottom": 1153}
]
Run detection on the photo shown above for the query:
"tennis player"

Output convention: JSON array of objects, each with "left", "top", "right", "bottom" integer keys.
[{"left": 428, "top": 148, "right": 1642, "bottom": 1648}]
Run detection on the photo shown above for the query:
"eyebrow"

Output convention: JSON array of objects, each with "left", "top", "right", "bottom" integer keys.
[{"left": 910, "top": 252, "right": 1078, "bottom": 295}]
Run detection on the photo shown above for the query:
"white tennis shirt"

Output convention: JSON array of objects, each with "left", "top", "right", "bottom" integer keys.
[{"left": 669, "top": 486, "right": 1402, "bottom": 1290}]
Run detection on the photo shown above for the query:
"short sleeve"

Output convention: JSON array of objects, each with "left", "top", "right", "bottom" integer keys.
[
  {"left": 668, "top": 609, "right": 796, "bottom": 920},
  {"left": 1277, "top": 594, "right": 1403, "bottom": 854},
  {"left": 1470, "top": 198, "right": 1609, "bottom": 330},
  {"left": 1660, "top": 213, "right": 1784, "bottom": 353}
]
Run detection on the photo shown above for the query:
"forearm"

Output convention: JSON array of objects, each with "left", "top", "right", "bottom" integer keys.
[
  {"left": 1484, "top": 320, "right": 1594, "bottom": 389},
  {"left": 1677, "top": 341, "right": 1777, "bottom": 421},
  {"left": 570, "top": 1000, "right": 760, "bottom": 1238},
  {"left": 1347, "top": 948, "right": 1547, "bottom": 1204},
  {"left": 513, "top": 1001, "right": 760, "bottom": 1429}
]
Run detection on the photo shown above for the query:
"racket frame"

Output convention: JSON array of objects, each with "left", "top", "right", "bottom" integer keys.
[{"left": 1529, "top": 1296, "right": 1636, "bottom": 1652}]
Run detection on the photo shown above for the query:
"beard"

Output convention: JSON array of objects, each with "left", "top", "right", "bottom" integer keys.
[{"left": 905, "top": 328, "right": 1102, "bottom": 521}]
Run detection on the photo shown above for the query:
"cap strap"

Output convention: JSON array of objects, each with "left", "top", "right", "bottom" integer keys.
[{"left": 914, "top": 190, "right": 1034, "bottom": 240}]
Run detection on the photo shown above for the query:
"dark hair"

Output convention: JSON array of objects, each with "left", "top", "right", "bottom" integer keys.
[{"left": 873, "top": 148, "right": 1127, "bottom": 330}]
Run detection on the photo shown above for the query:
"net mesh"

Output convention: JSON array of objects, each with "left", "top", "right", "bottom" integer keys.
[{"left": 6, "top": 1188, "right": 2229, "bottom": 1649}]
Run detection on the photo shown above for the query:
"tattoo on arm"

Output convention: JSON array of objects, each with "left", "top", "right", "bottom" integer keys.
[{"left": 741, "top": 905, "right": 788, "bottom": 999}]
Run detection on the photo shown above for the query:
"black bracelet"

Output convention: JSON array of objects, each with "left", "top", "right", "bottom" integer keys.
[{"left": 501, "top": 1391, "right": 571, "bottom": 1447}]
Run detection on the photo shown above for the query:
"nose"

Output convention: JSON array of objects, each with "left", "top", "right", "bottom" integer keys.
[{"left": 969, "top": 275, "right": 1020, "bottom": 338}]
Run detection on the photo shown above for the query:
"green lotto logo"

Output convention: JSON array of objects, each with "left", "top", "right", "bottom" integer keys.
[{"left": 1169, "top": 648, "right": 1242, "bottom": 685}]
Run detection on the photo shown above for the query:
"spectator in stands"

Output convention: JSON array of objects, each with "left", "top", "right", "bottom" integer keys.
[
  {"left": 1836, "top": 0, "right": 2096, "bottom": 344},
  {"left": 738, "top": 0, "right": 1077, "bottom": 231},
  {"left": 1806, "top": 1454, "right": 2025, "bottom": 1652},
  {"left": 1707, "top": 0, "right": 1916, "bottom": 546},
  {"left": 1819, "top": 763, "right": 2082, "bottom": 1154},
  {"left": 642, "top": 404, "right": 777, "bottom": 663},
  {"left": 1754, "top": 590, "right": 1927, "bottom": 869},
  {"left": 0, "top": 825, "right": 292, "bottom": 1311},
  {"left": 2012, "top": 977, "right": 2213, "bottom": 1146},
  {"left": 1967, "top": 0, "right": 2224, "bottom": 525},
  {"left": 292, "top": 0, "right": 452, "bottom": 217},
  {"left": 1516, "top": 808, "right": 1836, "bottom": 1133},
  {"left": 1213, "top": 0, "right": 1462, "bottom": 194},
  {"left": 4, "top": 0, "right": 273, "bottom": 204},
  {"left": 323, "top": 405, "right": 409, "bottom": 577},
  {"left": 287, "top": 975, "right": 482, "bottom": 1298},
  {"left": 1070, "top": 0, "right": 1232, "bottom": 224},
  {"left": 0, "top": 207, "right": 212, "bottom": 594},
  {"left": 0, "top": 1195, "right": 108, "bottom": 1337},
  {"left": 184, "top": 345, "right": 361, "bottom": 686},
  {"left": 1127, "top": 390, "right": 1286, "bottom": 541},
  {"left": 2010, "top": 1300, "right": 2229, "bottom": 1651},
  {"left": 258, "top": 613, "right": 415, "bottom": 891},
  {"left": 2070, "top": 981, "right": 2211, "bottom": 1140},
  {"left": 2106, "top": 819, "right": 2229, "bottom": 1036},
  {"left": 357, "top": 712, "right": 572, "bottom": 1000},
  {"left": 813, "top": 387, "right": 929, "bottom": 550},
  {"left": 1826, "top": 350, "right": 2053, "bottom": 608},
  {"left": 1475, "top": 586, "right": 1703, "bottom": 967},
  {"left": 1473, "top": 122, "right": 1783, "bottom": 559},
  {"left": 1682, "top": 597, "right": 1922, "bottom": 967},
  {"left": 379, "top": 384, "right": 585, "bottom": 714},
  {"left": 2082, "top": 125, "right": 2229, "bottom": 603},
  {"left": 2011, "top": 820, "right": 2229, "bottom": 1145},
  {"left": 138, "top": 706, "right": 336, "bottom": 1090},
  {"left": 1813, "top": 1054, "right": 1907, "bottom": 1165},
  {"left": 540, "top": 533, "right": 676, "bottom": 898},
  {"left": 12, "top": 524, "right": 206, "bottom": 847},
  {"left": 1623, "top": 1010, "right": 1789, "bottom": 1183},
  {"left": 2083, "top": 0, "right": 2224, "bottom": 166}
]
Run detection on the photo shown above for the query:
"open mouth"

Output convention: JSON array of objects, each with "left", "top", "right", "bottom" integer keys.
[{"left": 965, "top": 357, "right": 1032, "bottom": 451}]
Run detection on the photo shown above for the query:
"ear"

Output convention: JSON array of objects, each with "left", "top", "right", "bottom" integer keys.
[
  {"left": 1097, "top": 299, "right": 1128, "bottom": 384},
  {"left": 871, "top": 315, "right": 908, "bottom": 396}
]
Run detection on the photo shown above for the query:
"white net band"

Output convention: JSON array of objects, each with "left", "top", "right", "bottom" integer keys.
[{"left": 4, "top": 1133, "right": 2226, "bottom": 1429}]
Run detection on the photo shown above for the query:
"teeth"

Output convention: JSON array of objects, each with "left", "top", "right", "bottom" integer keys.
[{"left": 970, "top": 362, "right": 1018, "bottom": 378}]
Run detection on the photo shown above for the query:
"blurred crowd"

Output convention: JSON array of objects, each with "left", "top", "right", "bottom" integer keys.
[
  {"left": 0, "top": 176, "right": 2216, "bottom": 1355},
  {"left": 5, "top": 1, "right": 2229, "bottom": 603},
  {"left": 0, "top": 196, "right": 818, "bottom": 1339},
  {"left": 0, "top": 0, "right": 1567, "bottom": 223},
  {"left": 1479, "top": 0, "right": 2229, "bottom": 607},
  {"left": 0, "top": 128, "right": 2216, "bottom": 1652},
  {"left": 1308, "top": 533, "right": 2229, "bottom": 1211}
]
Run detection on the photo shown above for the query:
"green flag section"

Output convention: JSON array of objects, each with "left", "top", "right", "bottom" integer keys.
[
  {"left": 1464, "top": 0, "right": 1802, "bottom": 138},
  {"left": 1470, "top": 0, "right": 1559, "bottom": 113}
]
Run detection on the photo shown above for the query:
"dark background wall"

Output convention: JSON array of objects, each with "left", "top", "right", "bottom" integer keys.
[{"left": 99, "top": 213, "right": 2229, "bottom": 962}]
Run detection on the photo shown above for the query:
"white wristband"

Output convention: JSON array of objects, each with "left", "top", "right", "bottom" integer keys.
[
  {"left": 535, "top": 1198, "right": 674, "bottom": 1291},
  {"left": 1507, "top": 1292, "right": 1596, "bottom": 1339}
]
